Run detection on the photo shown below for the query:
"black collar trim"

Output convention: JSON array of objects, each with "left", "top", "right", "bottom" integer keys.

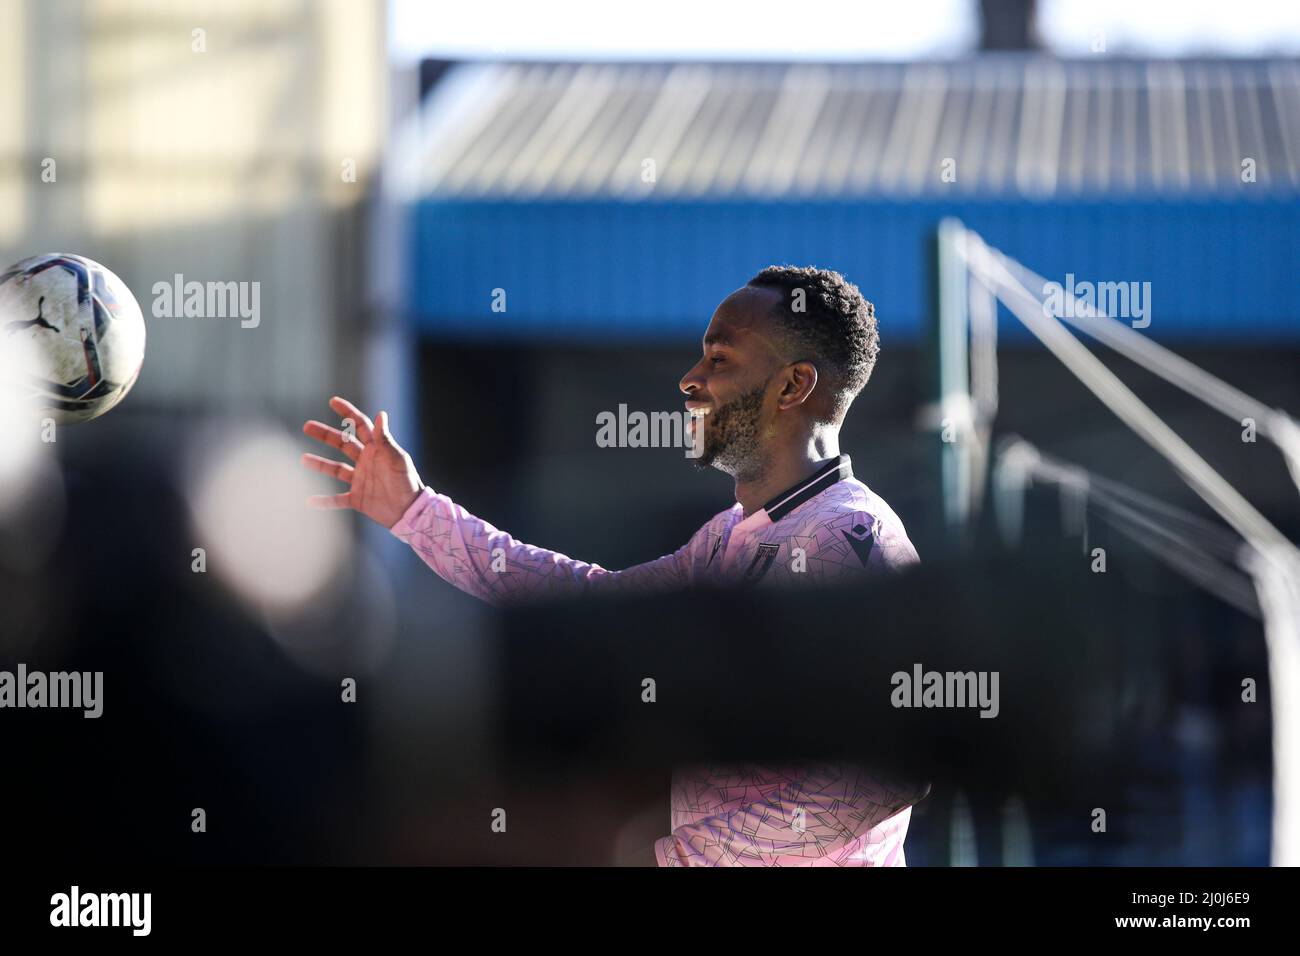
[{"left": 762, "top": 455, "right": 853, "bottom": 522}]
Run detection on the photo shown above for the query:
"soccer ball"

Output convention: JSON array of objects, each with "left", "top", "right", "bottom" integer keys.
[{"left": 0, "top": 253, "right": 146, "bottom": 423}]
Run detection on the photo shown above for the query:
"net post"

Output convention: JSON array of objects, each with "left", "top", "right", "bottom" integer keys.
[{"left": 933, "top": 217, "right": 974, "bottom": 541}]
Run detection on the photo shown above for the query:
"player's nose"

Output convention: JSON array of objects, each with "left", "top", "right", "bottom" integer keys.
[{"left": 679, "top": 358, "right": 706, "bottom": 396}]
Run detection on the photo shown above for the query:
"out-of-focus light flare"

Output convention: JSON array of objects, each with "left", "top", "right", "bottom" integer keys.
[
  {"left": 0, "top": 448, "right": 65, "bottom": 575},
  {"left": 0, "top": 335, "right": 63, "bottom": 530},
  {"left": 185, "top": 424, "right": 349, "bottom": 617}
]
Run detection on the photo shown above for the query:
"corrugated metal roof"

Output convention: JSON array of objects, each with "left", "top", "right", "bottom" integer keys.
[{"left": 413, "top": 57, "right": 1300, "bottom": 198}]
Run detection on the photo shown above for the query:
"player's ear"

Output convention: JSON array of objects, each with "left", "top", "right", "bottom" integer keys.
[{"left": 777, "top": 360, "right": 818, "bottom": 410}]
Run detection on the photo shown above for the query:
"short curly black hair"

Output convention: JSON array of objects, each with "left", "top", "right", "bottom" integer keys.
[{"left": 747, "top": 265, "right": 880, "bottom": 419}]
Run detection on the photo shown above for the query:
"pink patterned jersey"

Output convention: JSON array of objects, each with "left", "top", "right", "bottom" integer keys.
[{"left": 390, "top": 454, "right": 922, "bottom": 866}]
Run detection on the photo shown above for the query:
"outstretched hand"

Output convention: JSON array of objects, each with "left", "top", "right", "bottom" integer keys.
[{"left": 301, "top": 396, "right": 425, "bottom": 529}]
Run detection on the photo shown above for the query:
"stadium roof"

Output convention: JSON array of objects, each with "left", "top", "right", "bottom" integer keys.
[{"left": 412, "top": 57, "right": 1300, "bottom": 198}]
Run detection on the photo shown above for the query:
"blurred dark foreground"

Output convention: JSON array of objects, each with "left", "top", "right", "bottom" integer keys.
[{"left": 0, "top": 464, "right": 1270, "bottom": 865}]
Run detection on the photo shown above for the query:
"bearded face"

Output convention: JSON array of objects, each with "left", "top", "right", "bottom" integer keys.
[{"left": 691, "top": 383, "right": 768, "bottom": 479}]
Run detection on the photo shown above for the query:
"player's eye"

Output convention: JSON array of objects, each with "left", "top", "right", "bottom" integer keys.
[{"left": 709, "top": 355, "right": 725, "bottom": 366}]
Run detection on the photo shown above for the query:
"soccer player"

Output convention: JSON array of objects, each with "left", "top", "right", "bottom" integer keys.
[{"left": 303, "top": 265, "right": 922, "bottom": 865}]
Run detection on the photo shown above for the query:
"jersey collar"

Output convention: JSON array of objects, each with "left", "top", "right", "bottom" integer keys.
[{"left": 759, "top": 454, "right": 854, "bottom": 523}]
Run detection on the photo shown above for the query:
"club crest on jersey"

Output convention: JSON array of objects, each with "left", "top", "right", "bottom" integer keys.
[
  {"left": 741, "top": 542, "right": 781, "bottom": 585},
  {"left": 841, "top": 513, "right": 878, "bottom": 567}
]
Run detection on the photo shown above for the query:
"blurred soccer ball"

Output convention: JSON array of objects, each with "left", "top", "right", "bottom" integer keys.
[{"left": 0, "top": 253, "right": 146, "bottom": 423}]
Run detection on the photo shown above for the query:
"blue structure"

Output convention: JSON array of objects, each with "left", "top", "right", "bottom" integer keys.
[
  {"left": 410, "top": 196, "right": 1299, "bottom": 344},
  {"left": 406, "top": 59, "right": 1300, "bottom": 344}
]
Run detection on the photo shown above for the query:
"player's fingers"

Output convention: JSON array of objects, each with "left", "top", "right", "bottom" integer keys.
[
  {"left": 306, "top": 492, "right": 353, "bottom": 510},
  {"left": 329, "top": 396, "right": 374, "bottom": 443},
  {"left": 376, "top": 410, "right": 397, "bottom": 446},
  {"left": 302, "top": 420, "right": 363, "bottom": 462},
  {"left": 300, "top": 452, "right": 354, "bottom": 484}
]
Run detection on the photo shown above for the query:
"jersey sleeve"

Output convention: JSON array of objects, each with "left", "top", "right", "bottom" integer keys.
[
  {"left": 653, "top": 763, "right": 920, "bottom": 867},
  {"left": 389, "top": 486, "right": 695, "bottom": 606}
]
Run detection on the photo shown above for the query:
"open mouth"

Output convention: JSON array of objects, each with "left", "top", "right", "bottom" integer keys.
[{"left": 686, "top": 406, "right": 711, "bottom": 433}]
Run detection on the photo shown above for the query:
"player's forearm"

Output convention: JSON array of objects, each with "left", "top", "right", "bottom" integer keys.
[{"left": 389, "top": 486, "right": 612, "bottom": 606}]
